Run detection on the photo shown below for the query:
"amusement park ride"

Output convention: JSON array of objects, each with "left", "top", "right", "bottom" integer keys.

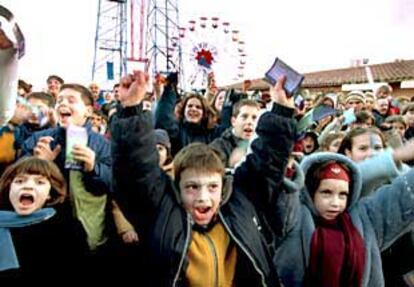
[{"left": 92, "top": 0, "right": 247, "bottom": 91}]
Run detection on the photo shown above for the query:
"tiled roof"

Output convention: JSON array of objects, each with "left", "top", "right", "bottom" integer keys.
[
  {"left": 303, "top": 59, "right": 414, "bottom": 88},
  {"left": 224, "top": 59, "right": 414, "bottom": 90}
]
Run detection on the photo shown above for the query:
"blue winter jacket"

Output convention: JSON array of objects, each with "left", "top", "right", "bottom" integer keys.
[
  {"left": 358, "top": 149, "right": 411, "bottom": 196},
  {"left": 20, "top": 123, "right": 112, "bottom": 195}
]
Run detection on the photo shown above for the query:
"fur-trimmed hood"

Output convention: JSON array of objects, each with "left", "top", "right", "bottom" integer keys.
[{"left": 283, "top": 160, "right": 305, "bottom": 194}]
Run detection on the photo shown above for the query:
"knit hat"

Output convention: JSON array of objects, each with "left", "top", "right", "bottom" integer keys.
[
  {"left": 319, "top": 162, "right": 350, "bottom": 182},
  {"left": 364, "top": 91, "right": 375, "bottom": 100},
  {"left": 154, "top": 129, "right": 171, "bottom": 151},
  {"left": 345, "top": 91, "right": 366, "bottom": 104}
]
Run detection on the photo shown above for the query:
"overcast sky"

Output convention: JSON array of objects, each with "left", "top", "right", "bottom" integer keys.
[{"left": 2, "top": 0, "right": 414, "bottom": 90}]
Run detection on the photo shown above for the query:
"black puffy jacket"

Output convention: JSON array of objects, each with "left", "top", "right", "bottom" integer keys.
[{"left": 111, "top": 102, "right": 296, "bottom": 286}]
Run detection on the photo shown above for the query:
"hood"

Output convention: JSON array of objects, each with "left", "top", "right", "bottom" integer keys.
[
  {"left": 299, "top": 152, "right": 362, "bottom": 217},
  {"left": 220, "top": 174, "right": 233, "bottom": 205},
  {"left": 283, "top": 160, "right": 305, "bottom": 193}
]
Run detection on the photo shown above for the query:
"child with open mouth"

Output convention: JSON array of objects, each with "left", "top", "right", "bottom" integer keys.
[
  {"left": 0, "top": 156, "right": 72, "bottom": 280},
  {"left": 0, "top": 156, "right": 66, "bottom": 215}
]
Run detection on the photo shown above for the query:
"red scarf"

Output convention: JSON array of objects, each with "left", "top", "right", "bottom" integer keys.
[{"left": 305, "top": 212, "right": 365, "bottom": 287}]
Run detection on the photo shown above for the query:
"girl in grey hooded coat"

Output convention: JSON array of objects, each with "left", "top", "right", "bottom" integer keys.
[{"left": 274, "top": 152, "right": 414, "bottom": 287}]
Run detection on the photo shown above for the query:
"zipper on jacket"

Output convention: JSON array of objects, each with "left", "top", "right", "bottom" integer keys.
[
  {"left": 219, "top": 213, "right": 267, "bottom": 287},
  {"left": 204, "top": 233, "right": 219, "bottom": 287},
  {"left": 173, "top": 213, "right": 192, "bottom": 287}
]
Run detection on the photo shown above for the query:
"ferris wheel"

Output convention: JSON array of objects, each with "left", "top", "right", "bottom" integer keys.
[{"left": 170, "top": 16, "right": 247, "bottom": 91}]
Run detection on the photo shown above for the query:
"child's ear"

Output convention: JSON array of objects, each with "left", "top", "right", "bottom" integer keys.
[
  {"left": 231, "top": 116, "right": 236, "bottom": 127},
  {"left": 345, "top": 149, "right": 352, "bottom": 158}
]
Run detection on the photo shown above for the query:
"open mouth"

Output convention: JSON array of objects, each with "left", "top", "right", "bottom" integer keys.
[
  {"left": 19, "top": 193, "right": 35, "bottom": 206},
  {"left": 188, "top": 112, "right": 200, "bottom": 118},
  {"left": 58, "top": 110, "right": 72, "bottom": 123},
  {"left": 192, "top": 205, "right": 213, "bottom": 222},
  {"left": 59, "top": 111, "right": 72, "bottom": 118},
  {"left": 58, "top": 107, "right": 72, "bottom": 117},
  {"left": 195, "top": 206, "right": 211, "bottom": 214},
  {"left": 243, "top": 127, "right": 253, "bottom": 135}
]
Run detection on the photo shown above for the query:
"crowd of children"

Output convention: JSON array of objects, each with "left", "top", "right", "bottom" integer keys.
[{"left": 1, "top": 67, "right": 414, "bottom": 286}]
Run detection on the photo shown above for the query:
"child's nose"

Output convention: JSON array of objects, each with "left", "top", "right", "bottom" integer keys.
[
  {"left": 23, "top": 179, "right": 36, "bottom": 189},
  {"left": 59, "top": 98, "right": 69, "bottom": 106},
  {"left": 330, "top": 196, "right": 341, "bottom": 207},
  {"left": 197, "top": 188, "right": 209, "bottom": 202}
]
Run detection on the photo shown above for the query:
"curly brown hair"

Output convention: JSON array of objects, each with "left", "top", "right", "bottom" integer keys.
[{"left": 176, "top": 94, "right": 217, "bottom": 129}]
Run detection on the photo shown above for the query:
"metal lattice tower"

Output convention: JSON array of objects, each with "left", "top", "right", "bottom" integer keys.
[
  {"left": 146, "top": 0, "right": 182, "bottom": 79},
  {"left": 92, "top": 0, "right": 128, "bottom": 87}
]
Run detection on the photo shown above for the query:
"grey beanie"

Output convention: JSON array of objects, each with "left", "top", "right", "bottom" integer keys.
[{"left": 154, "top": 129, "right": 171, "bottom": 151}]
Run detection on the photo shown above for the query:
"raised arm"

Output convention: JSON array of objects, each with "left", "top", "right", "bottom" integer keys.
[
  {"left": 234, "top": 76, "right": 297, "bottom": 234},
  {"left": 317, "top": 116, "right": 343, "bottom": 146},
  {"left": 111, "top": 71, "right": 167, "bottom": 228},
  {"left": 360, "top": 167, "right": 414, "bottom": 251},
  {"left": 358, "top": 140, "right": 414, "bottom": 196},
  {"left": 154, "top": 75, "right": 180, "bottom": 140}
]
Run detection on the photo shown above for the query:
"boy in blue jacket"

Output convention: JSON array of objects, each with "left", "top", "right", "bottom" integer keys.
[{"left": 20, "top": 84, "right": 132, "bottom": 279}]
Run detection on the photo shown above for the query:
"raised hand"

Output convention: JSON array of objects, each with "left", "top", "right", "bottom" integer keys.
[
  {"left": 47, "top": 109, "right": 58, "bottom": 128},
  {"left": 33, "top": 136, "right": 61, "bottom": 161},
  {"left": 118, "top": 70, "right": 149, "bottom": 107},
  {"left": 393, "top": 139, "right": 414, "bottom": 163},
  {"left": 270, "top": 75, "right": 295, "bottom": 109},
  {"left": 9, "top": 102, "right": 32, "bottom": 125},
  {"left": 71, "top": 144, "right": 96, "bottom": 172}
]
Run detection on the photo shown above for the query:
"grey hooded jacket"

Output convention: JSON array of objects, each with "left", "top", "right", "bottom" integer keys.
[{"left": 274, "top": 152, "right": 414, "bottom": 287}]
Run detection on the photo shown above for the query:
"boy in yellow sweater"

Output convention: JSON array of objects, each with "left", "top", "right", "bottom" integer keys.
[{"left": 112, "top": 71, "right": 297, "bottom": 286}]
